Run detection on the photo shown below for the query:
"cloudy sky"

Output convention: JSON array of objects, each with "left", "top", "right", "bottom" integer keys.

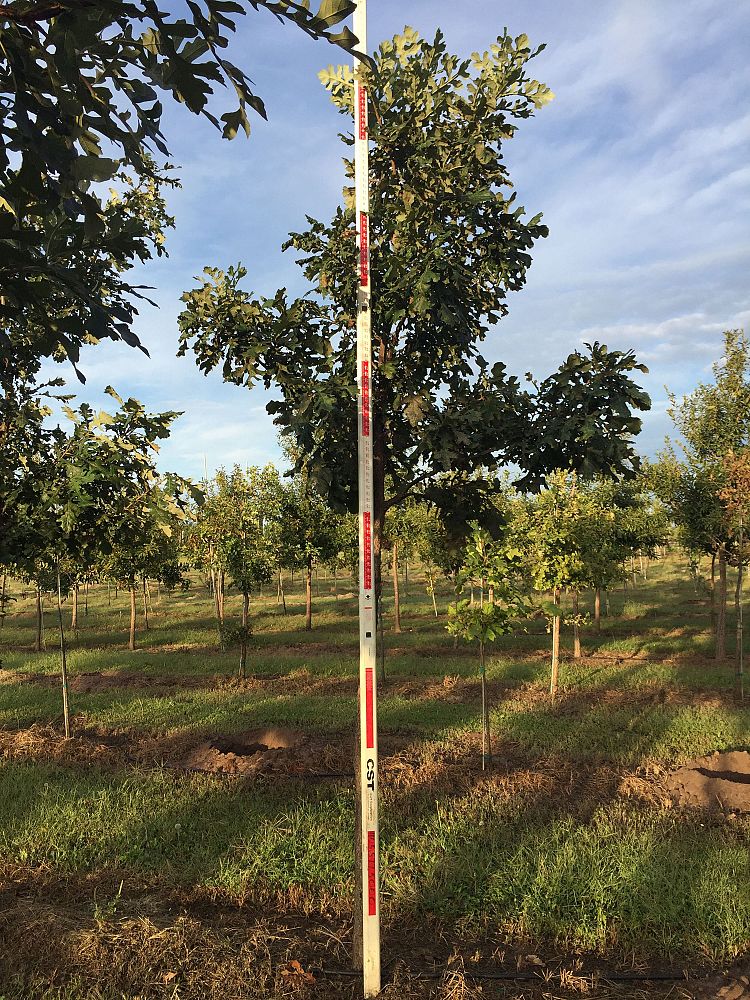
[{"left": 55, "top": 0, "right": 750, "bottom": 479}]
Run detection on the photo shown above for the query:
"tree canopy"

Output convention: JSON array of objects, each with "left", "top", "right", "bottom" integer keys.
[{"left": 178, "top": 28, "right": 651, "bottom": 592}]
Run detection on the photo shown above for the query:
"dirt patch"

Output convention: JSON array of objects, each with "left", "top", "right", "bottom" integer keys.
[
  {"left": 183, "top": 727, "right": 314, "bottom": 776},
  {"left": 665, "top": 751, "right": 750, "bottom": 812}
]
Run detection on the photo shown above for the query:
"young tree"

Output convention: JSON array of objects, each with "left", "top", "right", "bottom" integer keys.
[
  {"left": 280, "top": 477, "right": 340, "bottom": 631},
  {"left": 447, "top": 523, "right": 529, "bottom": 768},
  {"left": 178, "top": 28, "right": 650, "bottom": 610}
]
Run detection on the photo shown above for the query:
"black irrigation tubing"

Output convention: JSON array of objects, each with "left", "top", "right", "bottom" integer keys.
[{"left": 319, "top": 965, "right": 687, "bottom": 983}]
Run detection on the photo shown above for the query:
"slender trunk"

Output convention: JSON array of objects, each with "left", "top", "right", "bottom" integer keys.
[
  {"left": 404, "top": 555, "right": 408, "bottom": 588},
  {"left": 280, "top": 570, "right": 287, "bottom": 615},
  {"left": 315, "top": 568, "right": 320, "bottom": 598},
  {"left": 594, "top": 587, "right": 601, "bottom": 632},
  {"left": 391, "top": 540, "right": 401, "bottom": 633},
  {"left": 0, "top": 572, "right": 6, "bottom": 628},
  {"left": 305, "top": 555, "right": 313, "bottom": 631},
  {"left": 573, "top": 590, "right": 581, "bottom": 659},
  {"left": 35, "top": 586, "right": 44, "bottom": 652},
  {"left": 219, "top": 570, "right": 225, "bottom": 623},
  {"left": 427, "top": 566, "right": 438, "bottom": 618},
  {"left": 71, "top": 583, "right": 78, "bottom": 631},
  {"left": 716, "top": 545, "right": 727, "bottom": 662},
  {"left": 710, "top": 551, "right": 717, "bottom": 629},
  {"left": 480, "top": 639, "right": 490, "bottom": 770},
  {"left": 488, "top": 584, "right": 495, "bottom": 606},
  {"left": 56, "top": 569, "right": 71, "bottom": 739},
  {"left": 604, "top": 589, "right": 610, "bottom": 617},
  {"left": 735, "top": 552, "right": 744, "bottom": 700},
  {"left": 84, "top": 580, "right": 88, "bottom": 616},
  {"left": 334, "top": 564, "right": 338, "bottom": 600},
  {"left": 142, "top": 575, "right": 149, "bottom": 632},
  {"left": 240, "top": 591, "right": 249, "bottom": 679},
  {"left": 107, "top": 581, "right": 111, "bottom": 607},
  {"left": 129, "top": 584, "right": 136, "bottom": 651},
  {"left": 550, "top": 589, "right": 561, "bottom": 698}
]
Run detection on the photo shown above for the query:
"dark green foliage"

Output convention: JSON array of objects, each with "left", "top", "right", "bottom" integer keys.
[{"left": 0, "top": 0, "right": 358, "bottom": 369}]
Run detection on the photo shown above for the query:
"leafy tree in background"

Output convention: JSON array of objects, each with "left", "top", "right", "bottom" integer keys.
[
  {"left": 179, "top": 28, "right": 650, "bottom": 605},
  {"left": 519, "top": 472, "right": 586, "bottom": 696},
  {"left": 4, "top": 388, "right": 195, "bottom": 731},
  {"left": 720, "top": 450, "right": 750, "bottom": 697},
  {"left": 662, "top": 329, "right": 750, "bottom": 661},
  {"left": 0, "top": 0, "right": 358, "bottom": 370},
  {"left": 280, "top": 476, "right": 340, "bottom": 631}
]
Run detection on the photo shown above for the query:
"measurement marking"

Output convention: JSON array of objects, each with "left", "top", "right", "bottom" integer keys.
[
  {"left": 367, "top": 830, "right": 377, "bottom": 915},
  {"left": 359, "top": 211, "right": 369, "bottom": 286},
  {"left": 362, "top": 359, "right": 370, "bottom": 435},
  {"left": 358, "top": 85, "right": 368, "bottom": 140},
  {"left": 363, "top": 511, "right": 372, "bottom": 590},
  {"left": 366, "top": 667, "right": 374, "bottom": 748}
]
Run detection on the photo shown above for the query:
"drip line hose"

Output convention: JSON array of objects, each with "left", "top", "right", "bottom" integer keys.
[{"left": 318, "top": 964, "right": 687, "bottom": 983}]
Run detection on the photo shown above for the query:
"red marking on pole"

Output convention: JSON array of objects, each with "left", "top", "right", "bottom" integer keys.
[
  {"left": 359, "top": 211, "right": 369, "bottom": 286},
  {"left": 366, "top": 667, "right": 374, "bottom": 748},
  {"left": 358, "top": 85, "right": 368, "bottom": 141},
  {"left": 362, "top": 359, "right": 370, "bottom": 436},
  {"left": 363, "top": 511, "right": 372, "bottom": 590},
  {"left": 367, "top": 830, "right": 377, "bottom": 915}
]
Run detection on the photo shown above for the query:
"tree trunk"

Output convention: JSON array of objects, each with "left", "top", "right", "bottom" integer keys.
[
  {"left": 305, "top": 555, "right": 313, "bottom": 631},
  {"left": 84, "top": 580, "right": 88, "bottom": 616},
  {"left": 736, "top": 556, "right": 744, "bottom": 700},
  {"left": 573, "top": 590, "right": 581, "bottom": 659},
  {"left": 550, "top": 588, "right": 561, "bottom": 698},
  {"left": 391, "top": 540, "right": 401, "bottom": 633},
  {"left": 427, "top": 566, "right": 438, "bottom": 618},
  {"left": 142, "top": 575, "right": 149, "bottom": 632},
  {"left": 710, "top": 551, "right": 717, "bottom": 628},
  {"left": 218, "top": 570, "right": 225, "bottom": 623},
  {"left": 56, "top": 570, "right": 71, "bottom": 739},
  {"left": 480, "top": 639, "right": 490, "bottom": 770},
  {"left": 129, "top": 584, "right": 136, "bottom": 651},
  {"left": 594, "top": 587, "right": 601, "bottom": 632},
  {"left": 716, "top": 545, "right": 727, "bottom": 662},
  {"left": 71, "top": 583, "right": 78, "bottom": 631},
  {"left": 35, "top": 586, "right": 44, "bottom": 652},
  {"left": 0, "top": 572, "right": 6, "bottom": 628},
  {"left": 488, "top": 584, "right": 495, "bottom": 606},
  {"left": 240, "top": 591, "right": 249, "bottom": 679}
]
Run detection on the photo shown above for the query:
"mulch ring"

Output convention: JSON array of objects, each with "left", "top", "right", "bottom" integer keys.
[{"left": 664, "top": 750, "right": 750, "bottom": 813}]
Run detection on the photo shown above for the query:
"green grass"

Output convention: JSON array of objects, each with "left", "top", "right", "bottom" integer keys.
[{"left": 1, "top": 553, "right": 750, "bottom": 973}]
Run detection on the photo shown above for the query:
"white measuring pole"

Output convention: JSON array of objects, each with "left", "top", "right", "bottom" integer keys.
[{"left": 354, "top": 1, "right": 380, "bottom": 995}]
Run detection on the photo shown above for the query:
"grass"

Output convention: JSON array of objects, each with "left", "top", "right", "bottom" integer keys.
[{"left": 1, "top": 553, "right": 749, "bottom": 998}]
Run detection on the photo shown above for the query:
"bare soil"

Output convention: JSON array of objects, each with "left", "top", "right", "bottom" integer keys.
[{"left": 664, "top": 751, "right": 750, "bottom": 813}]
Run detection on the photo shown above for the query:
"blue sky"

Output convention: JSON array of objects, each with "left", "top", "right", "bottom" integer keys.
[{"left": 56, "top": 0, "right": 750, "bottom": 480}]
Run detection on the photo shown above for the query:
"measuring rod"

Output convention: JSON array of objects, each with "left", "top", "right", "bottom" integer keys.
[{"left": 354, "top": 0, "right": 380, "bottom": 995}]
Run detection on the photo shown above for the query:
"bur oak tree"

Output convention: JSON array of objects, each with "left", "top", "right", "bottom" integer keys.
[{"left": 179, "top": 28, "right": 651, "bottom": 604}]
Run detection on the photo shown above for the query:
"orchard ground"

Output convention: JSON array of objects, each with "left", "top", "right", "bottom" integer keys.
[{"left": 0, "top": 555, "right": 749, "bottom": 1000}]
